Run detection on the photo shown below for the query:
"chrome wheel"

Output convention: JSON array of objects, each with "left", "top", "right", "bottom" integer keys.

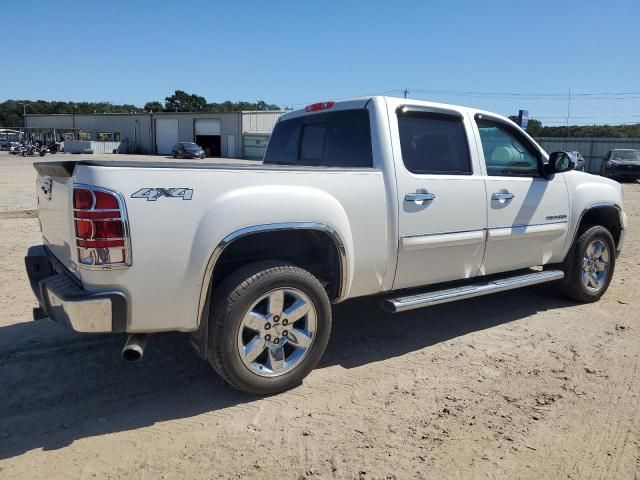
[
  {"left": 581, "top": 239, "right": 610, "bottom": 293},
  {"left": 237, "top": 288, "right": 317, "bottom": 377}
]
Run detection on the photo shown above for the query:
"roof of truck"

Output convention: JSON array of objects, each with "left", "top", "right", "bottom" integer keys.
[{"left": 281, "top": 95, "right": 511, "bottom": 125}]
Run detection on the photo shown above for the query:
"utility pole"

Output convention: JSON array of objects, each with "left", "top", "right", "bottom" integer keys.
[
  {"left": 403, "top": 89, "right": 409, "bottom": 99},
  {"left": 565, "top": 88, "right": 571, "bottom": 149},
  {"left": 72, "top": 105, "right": 78, "bottom": 139},
  {"left": 20, "top": 103, "right": 27, "bottom": 127}
]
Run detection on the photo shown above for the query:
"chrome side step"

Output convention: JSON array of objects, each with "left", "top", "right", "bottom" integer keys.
[{"left": 383, "top": 270, "right": 564, "bottom": 313}]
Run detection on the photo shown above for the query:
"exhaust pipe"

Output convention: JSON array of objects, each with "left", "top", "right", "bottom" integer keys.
[{"left": 121, "top": 334, "right": 147, "bottom": 362}]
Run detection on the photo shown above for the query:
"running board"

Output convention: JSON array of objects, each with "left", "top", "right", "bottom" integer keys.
[{"left": 383, "top": 270, "right": 564, "bottom": 313}]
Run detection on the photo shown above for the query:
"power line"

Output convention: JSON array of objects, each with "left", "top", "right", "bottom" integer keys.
[{"left": 405, "top": 88, "right": 640, "bottom": 98}]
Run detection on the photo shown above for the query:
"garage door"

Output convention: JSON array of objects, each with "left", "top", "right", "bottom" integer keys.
[
  {"left": 243, "top": 133, "right": 270, "bottom": 160},
  {"left": 156, "top": 118, "right": 178, "bottom": 155},
  {"left": 195, "top": 119, "right": 221, "bottom": 136}
]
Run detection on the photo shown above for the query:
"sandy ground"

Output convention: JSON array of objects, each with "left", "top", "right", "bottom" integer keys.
[{"left": 0, "top": 151, "right": 638, "bottom": 479}]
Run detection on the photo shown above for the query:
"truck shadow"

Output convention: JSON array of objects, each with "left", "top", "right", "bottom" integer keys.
[{"left": 0, "top": 285, "right": 573, "bottom": 460}]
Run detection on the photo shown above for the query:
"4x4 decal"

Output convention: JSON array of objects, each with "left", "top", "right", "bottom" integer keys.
[{"left": 131, "top": 188, "right": 193, "bottom": 201}]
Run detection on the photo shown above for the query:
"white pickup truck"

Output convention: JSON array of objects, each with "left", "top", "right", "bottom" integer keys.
[{"left": 26, "top": 96, "right": 626, "bottom": 394}]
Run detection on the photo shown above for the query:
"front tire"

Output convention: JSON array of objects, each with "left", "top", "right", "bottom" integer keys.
[
  {"left": 207, "top": 261, "right": 332, "bottom": 395},
  {"left": 559, "top": 225, "right": 616, "bottom": 302}
]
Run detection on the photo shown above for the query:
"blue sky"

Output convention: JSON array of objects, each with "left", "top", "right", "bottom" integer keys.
[{"left": 2, "top": 0, "right": 639, "bottom": 124}]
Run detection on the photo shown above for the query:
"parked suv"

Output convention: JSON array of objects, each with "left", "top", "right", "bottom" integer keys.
[
  {"left": 172, "top": 142, "right": 205, "bottom": 159},
  {"left": 600, "top": 149, "right": 640, "bottom": 181}
]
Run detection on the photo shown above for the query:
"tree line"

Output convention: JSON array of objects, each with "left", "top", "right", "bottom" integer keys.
[
  {"left": 2, "top": 92, "right": 638, "bottom": 138},
  {"left": 0, "top": 90, "right": 284, "bottom": 127},
  {"left": 509, "top": 117, "right": 640, "bottom": 138}
]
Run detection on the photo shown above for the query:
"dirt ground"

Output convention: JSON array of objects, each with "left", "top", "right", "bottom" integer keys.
[{"left": 0, "top": 152, "right": 638, "bottom": 479}]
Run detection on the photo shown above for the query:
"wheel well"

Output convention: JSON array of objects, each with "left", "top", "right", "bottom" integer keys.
[
  {"left": 578, "top": 206, "right": 622, "bottom": 246},
  {"left": 209, "top": 229, "right": 343, "bottom": 301}
]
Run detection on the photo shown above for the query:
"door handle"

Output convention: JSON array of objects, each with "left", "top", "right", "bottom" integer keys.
[
  {"left": 405, "top": 192, "right": 436, "bottom": 202},
  {"left": 491, "top": 192, "right": 515, "bottom": 201}
]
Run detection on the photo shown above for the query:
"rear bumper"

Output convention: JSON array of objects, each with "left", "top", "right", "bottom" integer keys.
[{"left": 25, "top": 245, "right": 127, "bottom": 333}]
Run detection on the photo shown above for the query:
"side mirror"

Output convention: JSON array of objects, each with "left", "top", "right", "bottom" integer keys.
[{"left": 546, "top": 151, "right": 576, "bottom": 175}]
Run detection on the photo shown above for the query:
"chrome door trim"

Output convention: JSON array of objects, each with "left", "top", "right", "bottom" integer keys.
[
  {"left": 489, "top": 220, "right": 569, "bottom": 230},
  {"left": 491, "top": 192, "right": 515, "bottom": 201},
  {"left": 196, "top": 222, "right": 348, "bottom": 327},
  {"left": 401, "top": 229, "right": 485, "bottom": 251},
  {"left": 404, "top": 192, "right": 436, "bottom": 202},
  {"left": 487, "top": 222, "right": 569, "bottom": 241}
]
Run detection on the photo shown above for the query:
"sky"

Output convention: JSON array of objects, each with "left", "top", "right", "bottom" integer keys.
[{"left": 2, "top": 0, "right": 639, "bottom": 125}]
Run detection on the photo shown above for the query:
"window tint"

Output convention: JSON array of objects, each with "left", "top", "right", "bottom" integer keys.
[
  {"left": 397, "top": 111, "right": 471, "bottom": 175},
  {"left": 476, "top": 119, "right": 540, "bottom": 176},
  {"left": 264, "top": 109, "right": 372, "bottom": 168}
]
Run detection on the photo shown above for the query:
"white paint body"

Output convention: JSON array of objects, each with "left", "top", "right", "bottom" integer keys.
[{"left": 36, "top": 96, "right": 627, "bottom": 333}]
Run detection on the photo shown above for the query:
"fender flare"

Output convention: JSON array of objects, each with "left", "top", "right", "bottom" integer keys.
[
  {"left": 195, "top": 222, "right": 349, "bottom": 328},
  {"left": 565, "top": 201, "right": 624, "bottom": 258}
]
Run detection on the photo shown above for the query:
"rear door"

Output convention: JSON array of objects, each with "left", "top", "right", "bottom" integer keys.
[
  {"left": 472, "top": 114, "right": 569, "bottom": 274},
  {"left": 390, "top": 105, "right": 487, "bottom": 289}
]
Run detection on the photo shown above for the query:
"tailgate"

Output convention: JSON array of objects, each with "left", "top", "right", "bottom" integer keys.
[{"left": 34, "top": 162, "right": 77, "bottom": 273}]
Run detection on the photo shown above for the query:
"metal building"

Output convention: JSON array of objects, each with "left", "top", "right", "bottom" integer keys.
[
  {"left": 24, "top": 110, "right": 285, "bottom": 159},
  {"left": 242, "top": 111, "right": 285, "bottom": 159}
]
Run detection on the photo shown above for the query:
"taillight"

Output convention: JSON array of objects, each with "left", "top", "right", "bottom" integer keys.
[
  {"left": 305, "top": 101, "right": 334, "bottom": 112},
  {"left": 73, "top": 185, "right": 131, "bottom": 268}
]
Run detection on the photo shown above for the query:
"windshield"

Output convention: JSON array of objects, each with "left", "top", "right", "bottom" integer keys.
[
  {"left": 612, "top": 150, "right": 640, "bottom": 161},
  {"left": 182, "top": 142, "right": 199, "bottom": 148}
]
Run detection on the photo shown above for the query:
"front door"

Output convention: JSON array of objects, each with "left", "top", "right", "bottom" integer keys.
[
  {"left": 391, "top": 106, "right": 487, "bottom": 290},
  {"left": 473, "top": 115, "right": 570, "bottom": 275}
]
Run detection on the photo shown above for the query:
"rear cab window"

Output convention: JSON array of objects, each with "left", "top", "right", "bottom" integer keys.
[{"left": 264, "top": 109, "right": 373, "bottom": 168}]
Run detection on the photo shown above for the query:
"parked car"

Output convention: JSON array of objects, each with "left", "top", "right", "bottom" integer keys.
[
  {"left": 26, "top": 96, "right": 626, "bottom": 395},
  {"left": 571, "top": 151, "right": 586, "bottom": 171},
  {"left": 172, "top": 142, "right": 205, "bottom": 159},
  {"left": 600, "top": 149, "right": 640, "bottom": 181}
]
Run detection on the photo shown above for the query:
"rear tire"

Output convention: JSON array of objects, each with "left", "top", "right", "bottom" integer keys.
[
  {"left": 207, "top": 261, "right": 332, "bottom": 395},
  {"left": 558, "top": 225, "right": 616, "bottom": 302}
]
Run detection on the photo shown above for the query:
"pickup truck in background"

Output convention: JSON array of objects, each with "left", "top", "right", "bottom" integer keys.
[{"left": 26, "top": 96, "right": 626, "bottom": 394}]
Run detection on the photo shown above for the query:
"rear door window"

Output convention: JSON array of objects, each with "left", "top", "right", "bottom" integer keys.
[
  {"left": 397, "top": 111, "right": 472, "bottom": 175},
  {"left": 264, "top": 109, "right": 373, "bottom": 168}
]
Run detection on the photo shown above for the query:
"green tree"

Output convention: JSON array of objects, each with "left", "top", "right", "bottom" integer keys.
[
  {"left": 144, "top": 101, "right": 164, "bottom": 112},
  {"left": 164, "top": 90, "right": 207, "bottom": 112},
  {"left": 0, "top": 95, "right": 284, "bottom": 127}
]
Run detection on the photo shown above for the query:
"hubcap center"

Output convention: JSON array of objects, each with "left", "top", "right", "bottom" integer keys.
[{"left": 269, "top": 322, "right": 286, "bottom": 337}]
